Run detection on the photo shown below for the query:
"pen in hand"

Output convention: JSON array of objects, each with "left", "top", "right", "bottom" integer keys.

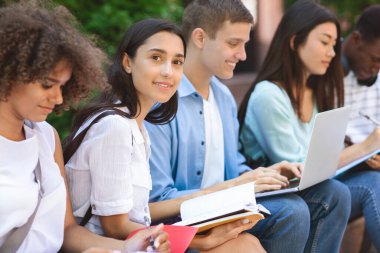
[
  {"left": 359, "top": 111, "right": 380, "bottom": 126},
  {"left": 143, "top": 215, "right": 156, "bottom": 252}
]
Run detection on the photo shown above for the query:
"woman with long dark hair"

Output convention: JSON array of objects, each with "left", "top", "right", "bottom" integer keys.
[
  {"left": 65, "top": 17, "right": 266, "bottom": 253},
  {"left": 64, "top": 19, "right": 184, "bottom": 250},
  {"left": 239, "top": 0, "right": 380, "bottom": 251},
  {"left": 238, "top": 1, "right": 354, "bottom": 252}
]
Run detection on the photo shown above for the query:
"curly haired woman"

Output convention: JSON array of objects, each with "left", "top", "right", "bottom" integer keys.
[{"left": 0, "top": 2, "right": 168, "bottom": 253}]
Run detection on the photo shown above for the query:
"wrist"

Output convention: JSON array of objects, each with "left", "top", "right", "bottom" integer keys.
[
  {"left": 359, "top": 140, "right": 375, "bottom": 155},
  {"left": 190, "top": 235, "right": 214, "bottom": 251}
]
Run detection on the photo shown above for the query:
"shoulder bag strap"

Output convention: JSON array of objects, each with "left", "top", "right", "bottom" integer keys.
[
  {"left": 0, "top": 160, "right": 42, "bottom": 253},
  {"left": 63, "top": 108, "right": 128, "bottom": 226},
  {"left": 64, "top": 109, "right": 127, "bottom": 164}
]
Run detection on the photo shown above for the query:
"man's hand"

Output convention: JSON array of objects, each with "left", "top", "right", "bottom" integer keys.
[
  {"left": 268, "top": 161, "right": 303, "bottom": 179},
  {"left": 239, "top": 161, "right": 302, "bottom": 192}
]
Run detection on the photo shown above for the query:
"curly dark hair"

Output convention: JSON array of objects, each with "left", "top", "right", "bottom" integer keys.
[{"left": 0, "top": 2, "right": 108, "bottom": 111}]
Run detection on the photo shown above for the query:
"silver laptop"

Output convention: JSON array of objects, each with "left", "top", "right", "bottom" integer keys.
[{"left": 256, "top": 106, "right": 351, "bottom": 198}]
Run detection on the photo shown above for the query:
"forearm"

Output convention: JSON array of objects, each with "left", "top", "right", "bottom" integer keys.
[
  {"left": 339, "top": 142, "right": 373, "bottom": 168},
  {"left": 189, "top": 235, "right": 214, "bottom": 251},
  {"left": 100, "top": 215, "right": 144, "bottom": 240},
  {"left": 61, "top": 224, "right": 125, "bottom": 252}
]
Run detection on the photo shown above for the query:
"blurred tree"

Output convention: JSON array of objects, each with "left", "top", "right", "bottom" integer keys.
[
  {"left": 285, "top": 0, "right": 379, "bottom": 36},
  {"left": 2, "top": 0, "right": 184, "bottom": 140},
  {"left": 54, "top": 0, "right": 183, "bottom": 56},
  {"left": 6, "top": 0, "right": 376, "bottom": 139}
]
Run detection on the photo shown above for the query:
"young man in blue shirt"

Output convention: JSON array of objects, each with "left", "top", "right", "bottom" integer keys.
[{"left": 146, "top": 1, "right": 351, "bottom": 252}]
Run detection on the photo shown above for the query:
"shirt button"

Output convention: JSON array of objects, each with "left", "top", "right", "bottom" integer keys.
[
  {"left": 196, "top": 171, "right": 201, "bottom": 176},
  {"left": 199, "top": 110, "right": 203, "bottom": 115},
  {"left": 194, "top": 94, "right": 199, "bottom": 97},
  {"left": 201, "top": 141, "right": 205, "bottom": 145}
]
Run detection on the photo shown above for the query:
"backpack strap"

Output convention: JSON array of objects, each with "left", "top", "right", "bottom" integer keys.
[
  {"left": 64, "top": 108, "right": 128, "bottom": 226},
  {"left": 0, "top": 158, "right": 42, "bottom": 252}
]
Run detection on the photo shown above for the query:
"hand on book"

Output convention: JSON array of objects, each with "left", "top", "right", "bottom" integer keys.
[
  {"left": 191, "top": 219, "right": 257, "bottom": 251},
  {"left": 124, "top": 223, "right": 170, "bottom": 253},
  {"left": 366, "top": 154, "right": 380, "bottom": 169}
]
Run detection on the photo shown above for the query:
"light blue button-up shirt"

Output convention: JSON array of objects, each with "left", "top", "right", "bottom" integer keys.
[{"left": 145, "top": 75, "right": 250, "bottom": 202}]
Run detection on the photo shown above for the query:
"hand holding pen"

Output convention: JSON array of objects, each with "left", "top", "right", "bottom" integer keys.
[
  {"left": 144, "top": 215, "right": 157, "bottom": 252},
  {"left": 359, "top": 111, "right": 380, "bottom": 126},
  {"left": 123, "top": 223, "right": 170, "bottom": 253},
  {"left": 358, "top": 111, "right": 380, "bottom": 169}
]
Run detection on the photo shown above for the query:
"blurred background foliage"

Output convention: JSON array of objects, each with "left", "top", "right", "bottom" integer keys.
[
  {"left": 285, "top": 0, "right": 380, "bottom": 36},
  {"left": 1, "top": 0, "right": 183, "bottom": 139},
  {"left": 0, "top": 0, "right": 378, "bottom": 139},
  {"left": 47, "top": 0, "right": 183, "bottom": 139}
]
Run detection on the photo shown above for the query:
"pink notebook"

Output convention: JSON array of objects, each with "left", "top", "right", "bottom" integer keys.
[{"left": 128, "top": 225, "right": 198, "bottom": 253}]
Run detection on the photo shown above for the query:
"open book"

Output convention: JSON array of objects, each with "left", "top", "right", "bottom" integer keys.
[
  {"left": 174, "top": 183, "right": 268, "bottom": 233},
  {"left": 335, "top": 148, "right": 380, "bottom": 176}
]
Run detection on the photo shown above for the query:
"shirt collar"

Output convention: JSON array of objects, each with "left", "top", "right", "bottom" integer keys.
[
  {"left": 178, "top": 74, "right": 198, "bottom": 98},
  {"left": 130, "top": 118, "right": 145, "bottom": 145},
  {"left": 178, "top": 75, "right": 220, "bottom": 98}
]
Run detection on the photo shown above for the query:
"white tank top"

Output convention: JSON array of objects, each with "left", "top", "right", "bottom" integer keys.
[{"left": 0, "top": 121, "right": 66, "bottom": 252}]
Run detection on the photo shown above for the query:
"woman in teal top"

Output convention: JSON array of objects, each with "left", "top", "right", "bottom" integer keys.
[
  {"left": 239, "top": 80, "right": 318, "bottom": 166},
  {"left": 239, "top": 1, "right": 380, "bottom": 251}
]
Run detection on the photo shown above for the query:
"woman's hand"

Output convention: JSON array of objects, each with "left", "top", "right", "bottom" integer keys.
[
  {"left": 239, "top": 167, "right": 287, "bottom": 192},
  {"left": 190, "top": 218, "right": 257, "bottom": 251},
  {"left": 82, "top": 248, "right": 121, "bottom": 253},
  {"left": 124, "top": 223, "right": 170, "bottom": 253},
  {"left": 366, "top": 154, "right": 380, "bottom": 169}
]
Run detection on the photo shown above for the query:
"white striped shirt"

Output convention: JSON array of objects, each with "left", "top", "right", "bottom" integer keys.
[{"left": 344, "top": 71, "right": 380, "bottom": 143}]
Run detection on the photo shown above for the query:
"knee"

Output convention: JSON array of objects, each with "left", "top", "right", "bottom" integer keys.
[
  {"left": 239, "top": 233, "right": 267, "bottom": 253},
  {"left": 324, "top": 180, "right": 351, "bottom": 210},
  {"left": 266, "top": 195, "right": 310, "bottom": 231},
  {"left": 355, "top": 171, "right": 380, "bottom": 188}
]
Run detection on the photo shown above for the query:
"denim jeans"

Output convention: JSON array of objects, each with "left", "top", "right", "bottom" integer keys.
[
  {"left": 249, "top": 179, "right": 351, "bottom": 253},
  {"left": 337, "top": 168, "right": 380, "bottom": 251}
]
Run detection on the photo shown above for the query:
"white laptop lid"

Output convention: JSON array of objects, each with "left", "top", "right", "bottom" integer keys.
[
  {"left": 298, "top": 106, "right": 351, "bottom": 190},
  {"left": 256, "top": 106, "right": 351, "bottom": 198}
]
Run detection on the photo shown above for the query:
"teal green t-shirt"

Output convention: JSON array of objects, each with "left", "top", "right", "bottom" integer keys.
[{"left": 239, "top": 80, "right": 317, "bottom": 166}]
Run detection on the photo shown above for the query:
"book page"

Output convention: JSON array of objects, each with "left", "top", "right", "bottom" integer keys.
[{"left": 180, "top": 183, "right": 256, "bottom": 220}]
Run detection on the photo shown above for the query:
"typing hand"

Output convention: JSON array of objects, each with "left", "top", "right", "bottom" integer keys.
[
  {"left": 240, "top": 167, "right": 289, "bottom": 192},
  {"left": 269, "top": 161, "right": 303, "bottom": 180}
]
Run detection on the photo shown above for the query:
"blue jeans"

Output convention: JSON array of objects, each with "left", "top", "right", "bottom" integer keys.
[
  {"left": 337, "top": 169, "right": 380, "bottom": 251},
  {"left": 250, "top": 179, "right": 350, "bottom": 253}
]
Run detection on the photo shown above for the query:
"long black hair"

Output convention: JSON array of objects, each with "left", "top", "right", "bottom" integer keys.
[
  {"left": 68, "top": 19, "right": 186, "bottom": 139},
  {"left": 238, "top": 0, "right": 344, "bottom": 127}
]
